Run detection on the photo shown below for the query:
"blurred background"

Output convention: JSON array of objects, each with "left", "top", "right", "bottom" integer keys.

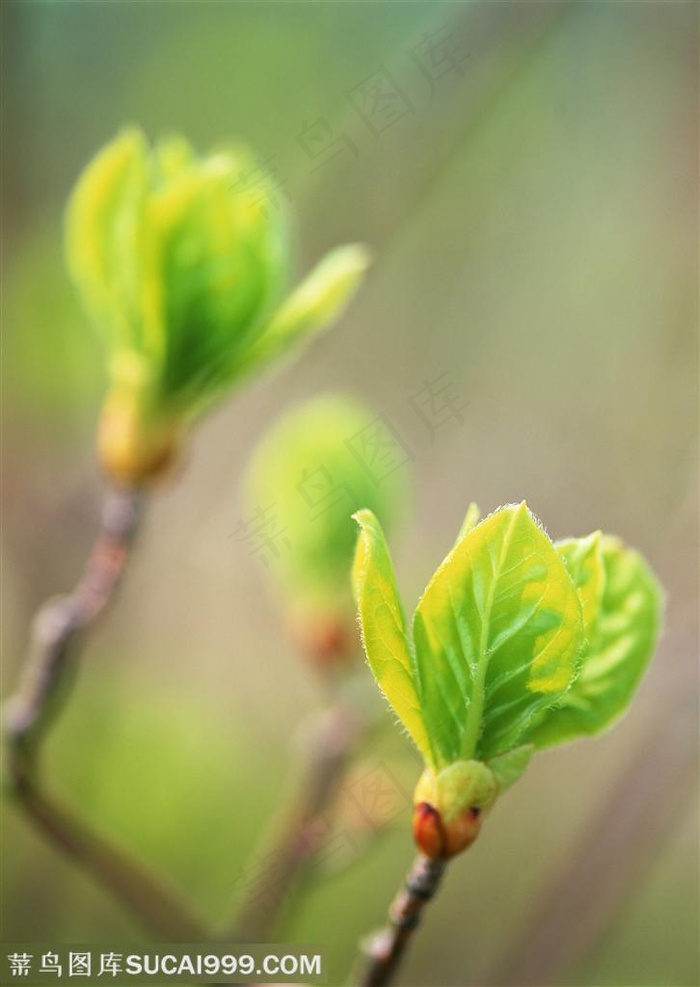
[{"left": 1, "top": 2, "right": 698, "bottom": 985}]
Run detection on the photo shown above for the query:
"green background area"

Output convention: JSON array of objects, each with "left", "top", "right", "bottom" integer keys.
[{"left": 1, "top": 3, "right": 697, "bottom": 985}]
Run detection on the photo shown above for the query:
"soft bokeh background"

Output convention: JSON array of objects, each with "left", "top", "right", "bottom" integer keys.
[{"left": 2, "top": 2, "right": 698, "bottom": 985}]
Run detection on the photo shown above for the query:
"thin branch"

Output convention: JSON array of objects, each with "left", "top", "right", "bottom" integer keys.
[
  {"left": 5, "top": 486, "right": 142, "bottom": 758},
  {"left": 4, "top": 484, "right": 208, "bottom": 941},
  {"left": 225, "top": 701, "right": 364, "bottom": 942},
  {"left": 358, "top": 854, "right": 447, "bottom": 987},
  {"left": 12, "top": 773, "right": 207, "bottom": 941}
]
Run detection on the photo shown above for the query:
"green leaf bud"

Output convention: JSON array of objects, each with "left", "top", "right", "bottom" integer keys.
[
  {"left": 245, "top": 394, "right": 408, "bottom": 667},
  {"left": 65, "top": 128, "right": 370, "bottom": 484},
  {"left": 413, "top": 761, "right": 498, "bottom": 859},
  {"left": 353, "top": 502, "right": 663, "bottom": 851}
]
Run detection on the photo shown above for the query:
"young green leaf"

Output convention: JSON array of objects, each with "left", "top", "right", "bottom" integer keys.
[
  {"left": 65, "top": 129, "right": 152, "bottom": 355},
  {"left": 556, "top": 532, "right": 604, "bottom": 637},
  {"left": 524, "top": 535, "right": 663, "bottom": 748},
  {"left": 238, "top": 245, "right": 371, "bottom": 375},
  {"left": 486, "top": 745, "right": 534, "bottom": 792},
  {"left": 411, "top": 502, "right": 585, "bottom": 764},
  {"left": 65, "top": 129, "right": 370, "bottom": 484},
  {"left": 352, "top": 510, "right": 433, "bottom": 765},
  {"left": 353, "top": 504, "right": 663, "bottom": 861},
  {"left": 453, "top": 502, "right": 481, "bottom": 546}
]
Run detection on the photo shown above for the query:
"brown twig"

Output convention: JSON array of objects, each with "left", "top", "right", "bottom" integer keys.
[
  {"left": 12, "top": 773, "right": 206, "bottom": 940},
  {"left": 4, "top": 485, "right": 208, "bottom": 940},
  {"left": 226, "top": 701, "right": 364, "bottom": 942},
  {"left": 4, "top": 486, "right": 142, "bottom": 758},
  {"left": 358, "top": 854, "right": 447, "bottom": 987}
]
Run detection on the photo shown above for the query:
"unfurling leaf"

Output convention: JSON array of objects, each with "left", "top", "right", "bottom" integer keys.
[
  {"left": 524, "top": 535, "right": 663, "bottom": 748},
  {"left": 352, "top": 502, "right": 662, "bottom": 859},
  {"left": 245, "top": 396, "right": 407, "bottom": 668},
  {"left": 453, "top": 501, "right": 481, "bottom": 546},
  {"left": 238, "top": 245, "right": 371, "bottom": 374},
  {"left": 354, "top": 503, "right": 585, "bottom": 769},
  {"left": 486, "top": 745, "right": 534, "bottom": 792},
  {"left": 352, "top": 508, "right": 430, "bottom": 760},
  {"left": 66, "top": 129, "right": 370, "bottom": 484},
  {"left": 413, "top": 502, "right": 585, "bottom": 764},
  {"left": 556, "top": 532, "right": 604, "bottom": 637}
]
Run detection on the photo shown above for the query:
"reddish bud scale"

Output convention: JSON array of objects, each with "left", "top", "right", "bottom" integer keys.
[{"left": 412, "top": 801, "right": 483, "bottom": 859}]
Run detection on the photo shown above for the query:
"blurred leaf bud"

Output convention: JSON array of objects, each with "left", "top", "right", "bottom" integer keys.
[
  {"left": 244, "top": 394, "right": 408, "bottom": 670},
  {"left": 65, "top": 128, "right": 370, "bottom": 485}
]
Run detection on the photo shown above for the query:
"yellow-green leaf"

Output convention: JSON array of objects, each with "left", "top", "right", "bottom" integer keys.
[
  {"left": 486, "top": 745, "right": 534, "bottom": 792},
  {"left": 556, "top": 532, "right": 604, "bottom": 638},
  {"left": 352, "top": 510, "right": 432, "bottom": 764},
  {"left": 525, "top": 535, "right": 663, "bottom": 747},
  {"left": 65, "top": 127, "right": 149, "bottom": 351},
  {"left": 243, "top": 243, "right": 371, "bottom": 371},
  {"left": 453, "top": 502, "right": 481, "bottom": 546},
  {"left": 65, "top": 130, "right": 371, "bottom": 483},
  {"left": 412, "top": 502, "right": 585, "bottom": 763}
]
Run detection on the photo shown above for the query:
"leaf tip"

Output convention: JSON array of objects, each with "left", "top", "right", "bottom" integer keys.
[{"left": 351, "top": 507, "right": 377, "bottom": 534}]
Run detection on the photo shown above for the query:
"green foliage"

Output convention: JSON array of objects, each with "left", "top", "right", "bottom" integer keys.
[
  {"left": 65, "top": 128, "right": 370, "bottom": 482},
  {"left": 353, "top": 502, "right": 662, "bottom": 780},
  {"left": 526, "top": 535, "right": 663, "bottom": 747},
  {"left": 555, "top": 533, "right": 604, "bottom": 637},
  {"left": 486, "top": 745, "right": 534, "bottom": 792},
  {"left": 246, "top": 395, "right": 407, "bottom": 621},
  {"left": 352, "top": 506, "right": 429, "bottom": 756},
  {"left": 413, "top": 503, "right": 585, "bottom": 764}
]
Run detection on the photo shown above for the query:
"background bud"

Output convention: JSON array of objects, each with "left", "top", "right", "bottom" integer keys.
[
  {"left": 244, "top": 394, "right": 408, "bottom": 664},
  {"left": 65, "top": 129, "right": 370, "bottom": 484}
]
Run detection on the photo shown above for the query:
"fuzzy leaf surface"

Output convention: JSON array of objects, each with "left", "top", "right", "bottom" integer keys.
[
  {"left": 526, "top": 535, "right": 662, "bottom": 747},
  {"left": 412, "top": 503, "right": 585, "bottom": 764},
  {"left": 556, "top": 533, "right": 604, "bottom": 637},
  {"left": 352, "top": 510, "right": 432, "bottom": 764}
]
